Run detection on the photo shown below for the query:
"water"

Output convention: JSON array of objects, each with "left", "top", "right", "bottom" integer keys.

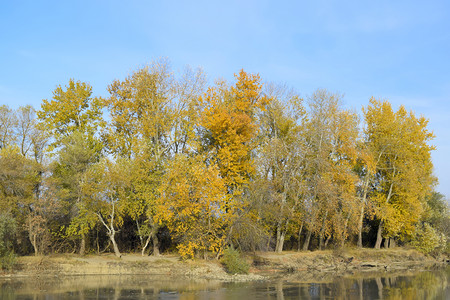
[{"left": 1, "top": 267, "right": 448, "bottom": 299}]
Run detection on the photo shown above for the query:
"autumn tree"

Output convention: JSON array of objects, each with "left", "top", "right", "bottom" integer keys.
[
  {"left": 37, "top": 79, "right": 103, "bottom": 254},
  {"left": 80, "top": 158, "right": 132, "bottom": 257},
  {"left": 363, "top": 98, "right": 435, "bottom": 248},
  {"left": 199, "top": 70, "right": 270, "bottom": 248},
  {"left": 37, "top": 79, "right": 103, "bottom": 148},
  {"left": 157, "top": 155, "right": 227, "bottom": 259},
  {"left": 301, "top": 89, "right": 359, "bottom": 250},
  {"left": 104, "top": 60, "right": 207, "bottom": 255},
  {"left": 256, "top": 83, "right": 308, "bottom": 252}
]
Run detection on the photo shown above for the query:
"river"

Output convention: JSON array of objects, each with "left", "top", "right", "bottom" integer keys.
[{"left": 1, "top": 266, "right": 448, "bottom": 299}]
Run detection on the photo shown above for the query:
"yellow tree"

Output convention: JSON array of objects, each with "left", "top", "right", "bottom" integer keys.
[
  {"left": 104, "top": 60, "right": 206, "bottom": 255},
  {"left": 157, "top": 155, "right": 227, "bottom": 259},
  {"left": 199, "top": 70, "right": 270, "bottom": 247},
  {"left": 200, "top": 70, "right": 269, "bottom": 192},
  {"left": 37, "top": 79, "right": 103, "bottom": 148},
  {"left": 363, "top": 98, "right": 435, "bottom": 248}
]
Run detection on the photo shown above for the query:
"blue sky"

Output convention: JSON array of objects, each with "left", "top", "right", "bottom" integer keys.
[{"left": 1, "top": 0, "right": 449, "bottom": 197}]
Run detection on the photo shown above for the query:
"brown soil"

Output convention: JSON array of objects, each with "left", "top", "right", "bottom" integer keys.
[{"left": 1, "top": 248, "right": 447, "bottom": 282}]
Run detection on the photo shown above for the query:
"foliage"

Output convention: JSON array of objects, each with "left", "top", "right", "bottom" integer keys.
[
  {"left": 220, "top": 247, "right": 249, "bottom": 274},
  {"left": 199, "top": 70, "right": 269, "bottom": 193},
  {"left": 37, "top": 79, "right": 103, "bottom": 149},
  {"left": 363, "top": 99, "right": 435, "bottom": 247},
  {"left": 411, "top": 223, "right": 447, "bottom": 255},
  {"left": 0, "top": 213, "right": 17, "bottom": 270},
  {"left": 157, "top": 154, "right": 227, "bottom": 259},
  {"left": 0, "top": 60, "right": 444, "bottom": 258}
]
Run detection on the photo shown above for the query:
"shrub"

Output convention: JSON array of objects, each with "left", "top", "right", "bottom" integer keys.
[
  {"left": 411, "top": 223, "right": 447, "bottom": 255},
  {"left": 221, "top": 247, "right": 249, "bottom": 274},
  {"left": 0, "top": 251, "right": 16, "bottom": 270},
  {"left": 0, "top": 213, "right": 17, "bottom": 270}
]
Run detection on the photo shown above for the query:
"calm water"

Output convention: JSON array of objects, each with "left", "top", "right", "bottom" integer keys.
[{"left": 1, "top": 267, "right": 448, "bottom": 299}]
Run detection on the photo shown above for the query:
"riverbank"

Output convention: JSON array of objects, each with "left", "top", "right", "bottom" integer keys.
[{"left": 1, "top": 248, "right": 447, "bottom": 282}]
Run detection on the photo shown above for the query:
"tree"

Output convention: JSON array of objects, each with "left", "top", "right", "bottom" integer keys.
[
  {"left": 37, "top": 79, "right": 103, "bottom": 254},
  {"left": 0, "top": 105, "right": 17, "bottom": 150},
  {"left": 15, "top": 105, "right": 36, "bottom": 156},
  {"left": 199, "top": 70, "right": 270, "bottom": 248},
  {"left": 363, "top": 98, "right": 435, "bottom": 248},
  {"left": 53, "top": 131, "right": 102, "bottom": 254},
  {"left": 301, "top": 89, "right": 359, "bottom": 250},
  {"left": 256, "top": 83, "right": 307, "bottom": 252},
  {"left": 37, "top": 79, "right": 103, "bottom": 148},
  {"left": 104, "top": 60, "right": 207, "bottom": 255},
  {"left": 103, "top": 61, "right": 174, "bottom": 256},
  {"left": 157, "top": 155, "right": 227, "bottom": 259},
  {"left": 80, "top": 158, "right": 132, "bottom": 257},
  {"left": 200, "top": 70, "right": 269, "bottom": 193}
]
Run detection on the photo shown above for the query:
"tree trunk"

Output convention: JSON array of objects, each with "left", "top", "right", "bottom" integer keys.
[
  {"left": 357, "top": 175, "right": 370, "bottom": 248},
  {"left": 275, "top": 219, "right": 288, "bottom": 253},
  {"left": 32, "top": 234, "right": 38, "bottom": 256},
  {"left": 318, "top": 212, "right": 328, "bottom": 250},
  {"left": 136, "top": 219, "right": 144, "bottom": 248},
  {"left": 324, "top": 235, "right": 331, "bottom": 248},
  {"left": 297, "top": 223, "right": 303, "bottom": 251},
  {"left": 375, "top": 181, "right": 394, "bottom": 249},
  {"left": 152, "top": 232, "right": 160, "bottom": 256},
  {"left": 109, "top": 232, "right": 121, "bottom": 258},
  {"left": 96, "top": 208, "right": 121, "bottom": 258},
  {"left": 389, "top": 238, "right": 396, "bottom": 248},
  {"left": 79, "top": 234, "right": 86, "bottom": 255},
  {"left": 375, "top": 220, "right": 383, "bottom": 249},
  {"left": 357, "top": 204, "right": 365, "bottom": 248},
  {"left": 141, "top": 236, "right": 151, "bottom": 256},
  {"left": 303, "top": 230, "right": 312, "bottom": 251},
  {"left": 384, "top": 238, "right": 390, "bottom": 249},
  {"left": 275, "top": 230, "right": 286, "bottom": 253},
  {"left": 275, "top": 221, "right": 282, "bottom": 252}
]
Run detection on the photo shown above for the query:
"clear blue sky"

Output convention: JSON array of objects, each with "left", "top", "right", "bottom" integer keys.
[{"left": 1, "top": 0, "right": 449, "bottom": 198}]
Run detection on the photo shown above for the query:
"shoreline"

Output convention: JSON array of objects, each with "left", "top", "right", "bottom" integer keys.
[{"left": 1, "top": 248, "right": 448, "bottom": 282}]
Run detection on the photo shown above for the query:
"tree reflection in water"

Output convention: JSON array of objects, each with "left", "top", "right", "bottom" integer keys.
[{"left": 0, "top": 267, "right": 448, "bottom": 299}]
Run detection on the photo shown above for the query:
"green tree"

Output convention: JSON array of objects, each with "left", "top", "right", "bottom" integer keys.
[
  {"left": 0, "top": 213, "right": 17, "bottom": 270},
  {"left": 80, "top": 158, "right": 132, "bottom": 257},
  {"left": 37, "top": 79, "right": 103, "bottom": 254}
]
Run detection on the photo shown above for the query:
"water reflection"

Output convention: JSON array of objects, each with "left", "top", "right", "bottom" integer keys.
[{"left": 1, "top": 267, "right": 448, "bottom": 299}]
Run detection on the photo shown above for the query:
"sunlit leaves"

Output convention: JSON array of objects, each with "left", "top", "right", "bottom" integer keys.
[
  {"left": 157, "top": 155, "right": 227, "bottom": 259},
  {"left": 364, "top": 98, "right": 435, "bottom": 241}
]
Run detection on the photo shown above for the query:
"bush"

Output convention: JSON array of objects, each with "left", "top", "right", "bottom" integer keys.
[
  {"left": 411, "top": 223, "right": 447, "bottom": 255},
  {"left": 0, "top": 251, "right": 16, "bottom": 270},
  {"left": 0, "top": 213, "right": 17, "bottom": 270},
  {"left": 221, "top": 247, "right": 249, "bottom": 274}
]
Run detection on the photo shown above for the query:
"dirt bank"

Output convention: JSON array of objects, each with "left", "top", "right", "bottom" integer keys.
[
  {"left": 252, "top": 248, "right": 448, "bottom": 282},
  {"left": 1, "top": 248, "right": 447, "bottom": 282}
]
